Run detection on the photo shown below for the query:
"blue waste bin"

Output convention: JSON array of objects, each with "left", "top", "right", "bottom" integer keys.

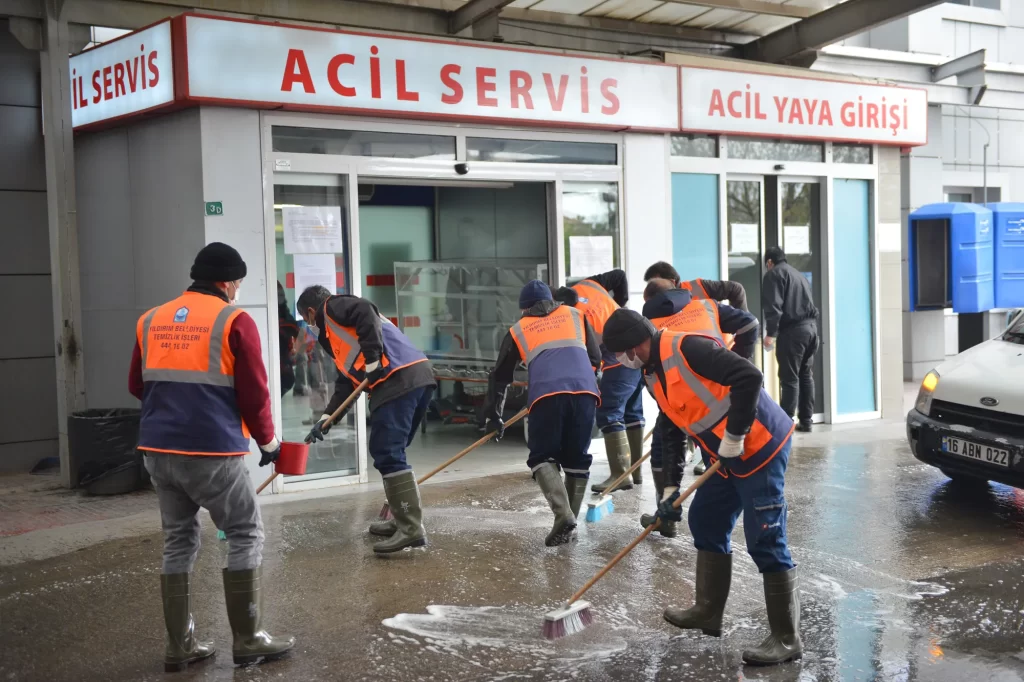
[
  {"left": 989, "top": 202, "right": 1024, "bottom": 308},
  {"left": 908, "top": 203, "right": 994, "bottom": 313}
]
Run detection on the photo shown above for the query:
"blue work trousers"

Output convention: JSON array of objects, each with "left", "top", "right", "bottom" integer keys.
[
  {"left": 368, "top": 385, "right": 434, "bottom": 476},
  {"left": 688, "top": 440, "right": 794, "bottom": 574},
  {"left": 526, "top": 393, "right": 597, "bottom": 479},
  {"left": 596, "top": 366, "right": 645, "bottom": 434}
]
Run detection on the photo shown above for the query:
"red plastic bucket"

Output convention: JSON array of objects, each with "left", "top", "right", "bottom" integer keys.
[{"left": 275, "top": 441, "right": 309, "bottom": 476}]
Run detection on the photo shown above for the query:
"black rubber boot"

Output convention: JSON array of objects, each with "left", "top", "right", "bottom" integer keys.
[
  {"left": 742, "top": 568, "right": 803, "bottom": 666},
  {"left": 374, "top": 471, "right": 427, "bottom": 554},
  {"left": 223, "top": 568, "right": 295, "bottom": 666},
  {"left": 564, "top": 475, "right": 589, "bottom": 519},
  {"left": 639, "top": 470, "right": 677, "bottom": 538},
  {"left": 663, "top": 551, "right": 732, "bottom": 636},
  {"left": 626, "top": 427, "right": 645, "bottom": 485},
  {"left": 535, "top": 463, "right": 576, "bottom": 546},
  {"left": 591, "top": 431, "right": 633, "bottom": 493},
  {"left": 160, "top": 573, "right": 216, "bottom": 672}
]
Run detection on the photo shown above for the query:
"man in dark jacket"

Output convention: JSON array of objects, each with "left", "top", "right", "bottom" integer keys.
[
  {"left": 486, "top": 280, "right": 602, "bottom": 547},
  {"left": 761, "top": 246, "right": 819, "bottom": 432},
  {"left": 297, "top": 286, "right": 436, "bottom": 554},
  {"left": 643, "top": 261, "right": 748, "bottom": 312}
]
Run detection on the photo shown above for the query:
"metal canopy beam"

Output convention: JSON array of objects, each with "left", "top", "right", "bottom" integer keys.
[
  {"left": 657, "top": 0, "right": 816, "bottom": 19},
  {"left": 449, "top": 0, "right": 516, "bottom": 34},
  {"left": 501, "top": 8, "right": 755, "bottom": 45},
  {"left": 931, "top": 48, "right": 985, "bottom": 82},
  {"left": 740, "top": 0, "right": 943, "bottom": 64}
]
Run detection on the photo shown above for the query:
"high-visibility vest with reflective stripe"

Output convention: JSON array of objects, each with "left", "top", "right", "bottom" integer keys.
[
  {"left": 571, "top": 279, "right": 621, "bottom": 368},
  {"left": 646, "top": 330, "right": 792, "bottom": 478},
  {"left": 680, "top": 278, "right": 710, "bottom": 299},
  {"left": 323, "top": 306, "right": 428, "bottom": 390},
  {"left": 649, "top": 297, "right": 727, "bottom": 347},
  {"left": 510, "top": 305, "right": 599, "bottom": 409},
  {"left": 136, "top": 292, "right": 251, "bottom": 456}
]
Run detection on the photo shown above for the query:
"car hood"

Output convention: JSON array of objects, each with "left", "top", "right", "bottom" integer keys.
[{"left": 933, "top": 338, "right": 1024, "bottom": 415}]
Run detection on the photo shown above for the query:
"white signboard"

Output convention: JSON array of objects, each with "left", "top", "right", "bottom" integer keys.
[
  {"left": 783, "top": 225, "right": 810, "bottom": 254},
  {"left": 680, "top": 66, "right": 928, "bottom": 146},
  {"left": 282, "top": 206, "right": 344, "bottom": 254},
  {"left": 292, "top": 254, "right": 337, "bottom": 306},
  {"left": 730, "top": 223, "right": 759, "bottom": 254},
  {"left": 569, "top": 235, "right": 614, "bottom": 278},
  {"left": 183, "top": 15, "right": 679, "bottom": 130},
  {"left": 69, "top": 21, "right": 175, "bottom": 129}
]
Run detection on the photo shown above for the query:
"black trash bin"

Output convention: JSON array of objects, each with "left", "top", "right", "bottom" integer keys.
[{"left": 68, "top": 408, "right": 146, "bottom": 494}]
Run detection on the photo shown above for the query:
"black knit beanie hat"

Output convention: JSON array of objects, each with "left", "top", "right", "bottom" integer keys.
[
  {"left": 190, "top": 242, "right": 247, "bottom": 282},
  {"left": 603, "top": 309, "right": 657, "bottom": 354}
]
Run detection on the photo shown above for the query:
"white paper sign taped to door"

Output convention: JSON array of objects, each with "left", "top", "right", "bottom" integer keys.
[
  {"left": 283, "top": 205, "right": 344, "bottom": 254},
  {"left": 569, "top": 235, "right": 614, "bottom": 278},
  {"left": 292, "top": 253, "right": 337, "bottom": 314},
  {"left": 783, "top": 225, "right": 810, "bottom": 254}
]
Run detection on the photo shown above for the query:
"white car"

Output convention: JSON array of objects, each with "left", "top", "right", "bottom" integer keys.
[{"left": 907, "top": 310, "right": 1024, "bottom": 486}]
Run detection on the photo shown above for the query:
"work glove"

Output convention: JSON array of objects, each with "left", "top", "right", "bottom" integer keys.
[
  {"left": 486, "top": 417, "right": 505, "bottom": 442},
  {"left": 365, "top": 359, "right": 385, "bottom": 385},
  {"left": 715, "top": 433, "right": 745, "bottom": 471},
  {"left": 258, "top": 438, "right": 281, "bottom": 467},
  {"left": 655, "top": 487, "right": 683, "bottom": 523},
  {"left": 304, "top": 414, "right": 334, "bottom": 444}
]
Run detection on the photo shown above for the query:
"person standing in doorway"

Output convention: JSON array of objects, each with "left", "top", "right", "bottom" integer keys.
[
  {"left": 762, "top": 246, "right": 819, "bottom": 433},
  {"left": 130, "top": 243, "right": 294, "bottom": 671},
  {"left": 553, "top": 269, "right": 646, "bottom": 495},
  {"left": 297, "top": 286, "right": 436, "bottom": 554},
  {"left": 486, "top": 280, "right": 602, "bottom": 547}
]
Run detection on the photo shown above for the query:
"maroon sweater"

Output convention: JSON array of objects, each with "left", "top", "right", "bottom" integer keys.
[{"left": 129, "top": 289, "right": 276, "bottom": 448}]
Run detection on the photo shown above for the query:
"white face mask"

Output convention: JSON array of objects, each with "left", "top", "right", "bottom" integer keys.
[
  {"left": 231, "top": 285, "right": 241, "bottom": 303},
  {"left": 616, "top": 351, "right": 645, "bottom": 370}
]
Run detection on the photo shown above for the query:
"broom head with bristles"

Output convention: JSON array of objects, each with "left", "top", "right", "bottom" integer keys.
[
  {"left": 378, "top": 502, "right": 393, "bottom": 521},
  {"left": 542, "top": 600, "right": 593, "bottom": 640},
  {"left": 584, "top": 495, "right": 614, "bottom": 523}
]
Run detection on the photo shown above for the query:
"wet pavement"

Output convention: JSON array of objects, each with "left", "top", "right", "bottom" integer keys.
[{"left": 5, "top": 420, "right": 1024, "bottom": 681}]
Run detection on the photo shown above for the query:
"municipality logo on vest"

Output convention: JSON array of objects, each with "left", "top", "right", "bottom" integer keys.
[{"left": 173, "top": 307, "right": 189, "bottom": 323}]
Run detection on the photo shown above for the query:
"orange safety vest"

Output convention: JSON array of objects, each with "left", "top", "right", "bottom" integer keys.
[
  {"left": 136, "top": 292, "right": 251, "bottom": 456},
  {"left": 323, "top": 308, "right": 428, "bottom": 390},
  {"left": 646, "top": 330, "right": 792, "bottom": 478},
  {"left": 510, "top": 304, "right": 599, "bottom": 409},
  {"left": 680, "top": 278, "right": 710, "bottom": 299},
  {"left": 649, "top": 297, "right": 727, "bottom": 347},
  {"left": 571, "top": 279, "right": 621, "bottom": 368}
]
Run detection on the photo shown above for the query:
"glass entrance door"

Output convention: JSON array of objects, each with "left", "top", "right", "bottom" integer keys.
[{"left": 727, "top": 175, "right": 825, "bottom": 418}]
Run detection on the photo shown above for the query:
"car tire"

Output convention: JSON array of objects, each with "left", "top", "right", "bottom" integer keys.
[{"left": 940, "top": 468, "right": 989, "bottom": 487}]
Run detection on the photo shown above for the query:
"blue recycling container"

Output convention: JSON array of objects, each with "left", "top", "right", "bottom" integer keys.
[
  {"left": 989, "top": 203, "right": 1024, "bottom": 308},
  {"left": 908, "top": 203, "right": 994, "bottom": 313}
]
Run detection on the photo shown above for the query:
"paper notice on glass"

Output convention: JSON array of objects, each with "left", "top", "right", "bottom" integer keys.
[
  {"left": 283, "top": 206, "right": 344, "bottom": 254},
  {"left": 292, "top": 254, "right": 336, "bottom": 314},
  {"left": 784, "top": 225, "right": 811, "bottom": 254},
  {"left": 569, "top": 236, "right": 614, "bottom": 278},
  {"left": 730, "top": 223, "right": 759, "bottom": 253}
]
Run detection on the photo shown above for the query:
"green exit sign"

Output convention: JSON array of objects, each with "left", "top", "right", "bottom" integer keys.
[{"left": 205, "top": 201, "right": 224, "bottom": 216}]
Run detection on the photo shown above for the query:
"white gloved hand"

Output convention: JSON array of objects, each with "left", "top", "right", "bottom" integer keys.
[
  {"left": 661, "top": 486, "right": 679, "bottom": 502},
  {"left": 364, "top": 360, "right": 380, "bottom": 373},
  {"left": 717, "top": 433, "right": 745, "bottom": 458}
]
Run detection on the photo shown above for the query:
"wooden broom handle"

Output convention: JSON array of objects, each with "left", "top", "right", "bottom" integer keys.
[
  {"left": 416, "top": 408, "right": 528, "bottom": 485},
  {"left": 256, "top": 378, "right": 371, "bottom": 495},
  {"left": 593, "top": 427, "right": 655, "bottom": 495},
  {"left": 567, "top": 459, "right": 722, "bottom": 605}
]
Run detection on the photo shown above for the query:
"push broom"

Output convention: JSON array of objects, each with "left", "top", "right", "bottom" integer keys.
[
  {"left": 585, "top": 428, "right": 654, "bottom": 523},
  {"left": 254, "top": 378, "right": 370, "bottom": 495},
  {"left": 543, "top": 459, "right": 723, "bottom": 640},
  {"left": 377, "top": 407, "right": 529, "bottom": 520}
]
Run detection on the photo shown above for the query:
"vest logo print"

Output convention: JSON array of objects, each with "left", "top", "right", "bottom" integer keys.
[
  {"left": 173, "top": 307, "right": 189, "bottom": 323},
  {"left": 579, "top": 297, "right": 589, "bottom": 304}
]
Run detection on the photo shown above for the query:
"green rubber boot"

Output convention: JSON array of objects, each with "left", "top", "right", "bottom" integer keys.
[
  {"left": 590, "top": 431, "right": 633, "bottom": 493},
  {"left": 535, "top": 463, "right": 577, "bottom": 546},
  {"left": 222, "top": 568, "right": 295, "bottom": 666},
  {"left": 368, "top": 517, "right": 397, "bottom": 537},
  {"left": 742, "top": 568, "right": 803, "bottom": 665},
  {"left": 564, "top": 474, "right": 590, "bottom": 519},
  {"left": 639, "top": 470, "right": 677, "bottom": 538},
  {"left": 663, "top": 550, "right": 732, "bottom": 636},
  {"left": 626, "top": 427, "right": 645, "bottom": 485},
  {"left": 374, "top": 471, "right": 428, "bottom": 554},
  {"left": 160, "top": 573, "right": 216, "bottom": 672}
]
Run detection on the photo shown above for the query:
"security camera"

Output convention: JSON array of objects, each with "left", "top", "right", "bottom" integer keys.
[{"left": 455, "top": 162, "right": 470, "bottom": 176}]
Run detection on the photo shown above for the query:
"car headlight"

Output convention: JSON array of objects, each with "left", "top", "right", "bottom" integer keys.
[{"left": 915, "top": 370, "right": 940, "bottom": 416}]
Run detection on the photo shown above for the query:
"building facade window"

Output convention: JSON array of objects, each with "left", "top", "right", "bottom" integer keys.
[
  {"left": 670, "top": 134, "right": 718, "bottom": 158},
  {"left": 726, "top": 137, "right": 825, "bottom": 162},
  {"left": 833, "top": 143, "right": 873, "bottom": 164},
  {"left": 272, "top": 126, "right": 456, "bottom": 160},
  {"left": 466, "top": 138, "right": 616, "bottom": 164}
]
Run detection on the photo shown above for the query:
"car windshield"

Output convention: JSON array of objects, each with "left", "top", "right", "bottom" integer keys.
[{"left": 1004, "top": 310, "right": 1024, "bottom": 344}]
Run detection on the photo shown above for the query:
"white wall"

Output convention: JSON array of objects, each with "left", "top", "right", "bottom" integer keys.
[{"left": 623, "top": 134, "right": 671, "bottom": 302}]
